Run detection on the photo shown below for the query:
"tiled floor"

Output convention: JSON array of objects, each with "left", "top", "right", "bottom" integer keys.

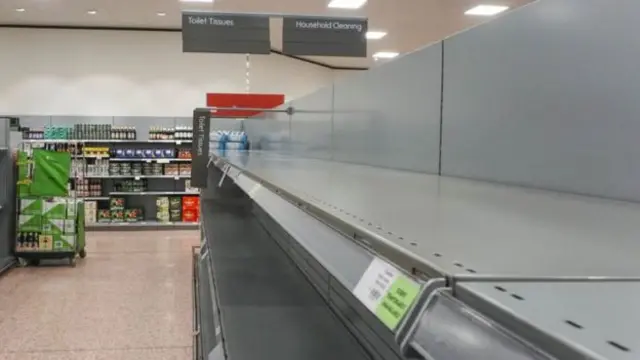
[{"left": 0, "top": 230, "right": 198, "bottom": 360}]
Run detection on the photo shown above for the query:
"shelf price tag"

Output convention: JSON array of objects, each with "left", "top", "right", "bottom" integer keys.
[
  {"left": 157, "top": 159, "right": 170, "bottom": 164},
  {"left": 353, "top": 257, "right": 421, "bottom": 331},
  {"left": 176, "top": 141, "right": 182, "bottom": 145},
  {"left": 134, "top": 176, "right": 141, "bottom": 181}
]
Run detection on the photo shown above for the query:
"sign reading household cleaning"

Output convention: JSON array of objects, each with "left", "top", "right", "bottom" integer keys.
[
  {"left": 182, "top": 12, "right": 270, "bottom": 54},
  {"left": 282, "top": 17, "right": 367, "bottom": 57}
]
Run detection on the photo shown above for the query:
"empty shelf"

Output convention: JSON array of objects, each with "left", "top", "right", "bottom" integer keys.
[{"left": 214, "top": 151, "right": 640, "bottom": 278}]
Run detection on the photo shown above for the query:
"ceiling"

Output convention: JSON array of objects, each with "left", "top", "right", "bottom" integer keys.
[{"left": 0, "top": 0, "right": 535, "bottom": 69}]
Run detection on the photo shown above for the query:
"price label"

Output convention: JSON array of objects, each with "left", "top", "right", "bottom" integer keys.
[
  {"left": 176, "top": 141, "right": 182, "bottom": 145},
  {"left": 353, "top": 257, "right": 421, "bottom": 330},
  {"left": 146, "top": 160, "right": 152, "bottom": 163},
  {"left": 134, "top": 176, "right": 141, "bottom": 181},
  {"left": 157, "top": 159, "right": 170, "bottom": 164},
  {"left": 174, "top": 176, "right": 180, "bottom": 180}
]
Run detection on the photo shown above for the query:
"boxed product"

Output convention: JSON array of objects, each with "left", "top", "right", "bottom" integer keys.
[
  {"left": 169, "top": 197, "right": 182, "bottom": 210},
  {"left": 156, "top": 197, "right": 170, "bottom": 222},
  {"left": 19, "top": 214, "right": 42, "bottom": 232},
  {"left": 42, "top": 219, "right": 63, "bottom": 234},
  {"left": 179, "top": 164, "right": 191, "bottom": 175},
  {"left": 66, "top": 199, "right": 77, "bottom": 218},
  {"left": 84, "top": 201, "right": 97, "bottom": 224},
  {"left": 53, "top": 234, "right": 76, "bottom": 251},
  {"left": 98, "top": 209, "right": 111, "bottom": 223},
  {"left": 170, "top": 208, "right": 182, "bottom": 222},
  {"left": 182, "top": 209, "right": 199, "bottom": 223},
  {"left": 163, "top": 149, "right": 175, "bottom": 158},
  {"left": 42, "top": 198, "right": 68, "bottom": 219},
  {"left": 111, "top": 210, "right": 125, "bottom": 223},
  {"left": 110, "top": 197, "right": 125, "bottom": 210},
  {"left": 20, "top": 198, "right": 43, "bottom": 215},
  {"left": 38, "top": 234, "right": 54, "bottom": 251},
  {"left": 125, "top": 208, "right": 144, "bottom": 222},
  {"left": 182, "top": 196, "right": 200, "bottom": 210},
  {"left": 164, "top": 164, "right": 179, "bottom": 175}
]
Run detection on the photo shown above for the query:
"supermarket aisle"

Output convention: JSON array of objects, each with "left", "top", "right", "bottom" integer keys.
[{"left": 0, "top": 230, "right": 198, "bottom": 360}]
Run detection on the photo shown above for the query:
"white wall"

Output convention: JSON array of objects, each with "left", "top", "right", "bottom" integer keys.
[{"left": 0, "top": 28, "right": 335, "bottom": 117}]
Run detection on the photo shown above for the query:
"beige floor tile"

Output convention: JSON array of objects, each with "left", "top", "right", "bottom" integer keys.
[
  {"left": 0, "top": 231, "right": 196, "bottom": 354},
  {"left": 0, "top": 347, "right": 191, "bottom": 360}
]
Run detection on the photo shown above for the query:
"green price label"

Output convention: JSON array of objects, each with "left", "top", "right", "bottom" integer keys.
[{"left": 375, "top": 276, "right": 421, "bottom": 330}]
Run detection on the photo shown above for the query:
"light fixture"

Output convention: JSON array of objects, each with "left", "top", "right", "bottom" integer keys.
[
  {"left": 157, "top": 12, "right": 167, "bottom": 16},
  {"left": 180, "top": 0, "right": 214, "bottom": 3},
  {"left": 464, "top": 5, "right": 509, "bottom": 16},
  {"left": 87, "top": 10, "right": 98, "bottom": 15},
  {"left": 373, "top": 51, "right": 399, "bottom": 59},
  {"left": 366, "top": 31, "right": 387, "bottom": 40},
  {"left": 328, "top": 0, "right": 367, "bottom": 9},
  {"left": 15, "top": 8, "right": 26, "bottom": 12}
]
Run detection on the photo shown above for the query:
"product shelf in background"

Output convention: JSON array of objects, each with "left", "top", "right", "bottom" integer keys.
[
  {"left": 23, "top": 139, "right": 192, "bottom": 144},
  {"left": 109, "top": 191, "right": 199, "bottom": 196},
  {"left": 82, "top": 175, "right": 191, "bottom": 179},
  {"left": 86, "top": 221, "right": 199, "bottom": 230},
  {"left": 109, "top": 158, "right": 192, "bottom": 162}
]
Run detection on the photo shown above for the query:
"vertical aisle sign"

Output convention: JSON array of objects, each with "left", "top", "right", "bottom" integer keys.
[
  {"left": 191, "top": 108, "right": 211, "bottom": 188},
  {"left": 182, "top": 12, "right": 271, "bottom": 54},
  {"left": 353, "top": 257, "right": 421, "bottom": 330},
  {"left": 282, "top": 16, "right": 368, "bottom": 57}
]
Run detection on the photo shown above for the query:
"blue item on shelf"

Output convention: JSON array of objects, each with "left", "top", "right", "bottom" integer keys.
[{"left": 135, "top": 149, "right": 144, "bottom": 158}]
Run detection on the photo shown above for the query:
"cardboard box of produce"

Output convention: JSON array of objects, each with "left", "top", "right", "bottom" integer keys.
[
  {"left": 38, "top": 234, "right": 54, "bottom": 251},
  {"left": 42, "top": 198, "right": 68, "bottom": 219},
  {"left": 19, "top": 214, "right": 42, "bottom": 232},
  {"left": 53, "top": 234, "right": 75, "bottom": 251},
  {"left": 20, "top": 198, "right": 43, "bottom": 215}
]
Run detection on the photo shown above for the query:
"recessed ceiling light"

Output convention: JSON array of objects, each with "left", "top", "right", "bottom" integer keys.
[
  {"left": 15, "top": 8, "right": 26, "bottom": 12},
  {"left": 373, "top": 51, "right": 399, "bottom": 59},
  {"left": 366, "top": 31, "right": 387, "bottom": 40},
  {"left": 465, "top": 5, "right": 509, "bottom": 16},
  {"left": 328, "top": 0, "right": 367, "bottom": 9},
  {"left": 87, "top": 10, "right": 98, "bottom": 15},
  {"left": 157, "top": 12, "right": 167, "bottom": 16}
]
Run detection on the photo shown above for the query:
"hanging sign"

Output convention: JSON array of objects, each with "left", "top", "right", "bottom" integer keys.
[
  {"left": 282, "top": 16, "right": 368, "bottom": 57},
  {"left": 182, "top": 12, "right": 271, "bottom": 54}
]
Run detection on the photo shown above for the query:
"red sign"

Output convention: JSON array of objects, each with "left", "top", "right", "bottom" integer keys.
[{"left": 206, "top": 93, "right": 285, "bottom": 118}]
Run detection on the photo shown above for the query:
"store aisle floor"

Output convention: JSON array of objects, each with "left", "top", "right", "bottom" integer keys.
[{"left": 0, "top": 230, "right": 199, "bottom": 360}]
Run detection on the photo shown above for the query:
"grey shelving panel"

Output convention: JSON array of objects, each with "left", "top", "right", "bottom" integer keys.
[
  {"left": 214, "top": 151, "right": 640, "bottom": 278},
  {"left": 210, "top": 150, "right": 640, "bottom": 360},
  {"left": 454, "top": 281, "right": 640, "bottom": 360},
  {"left": 198, "top": 172, "right": 375, "bottom": 360}
]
